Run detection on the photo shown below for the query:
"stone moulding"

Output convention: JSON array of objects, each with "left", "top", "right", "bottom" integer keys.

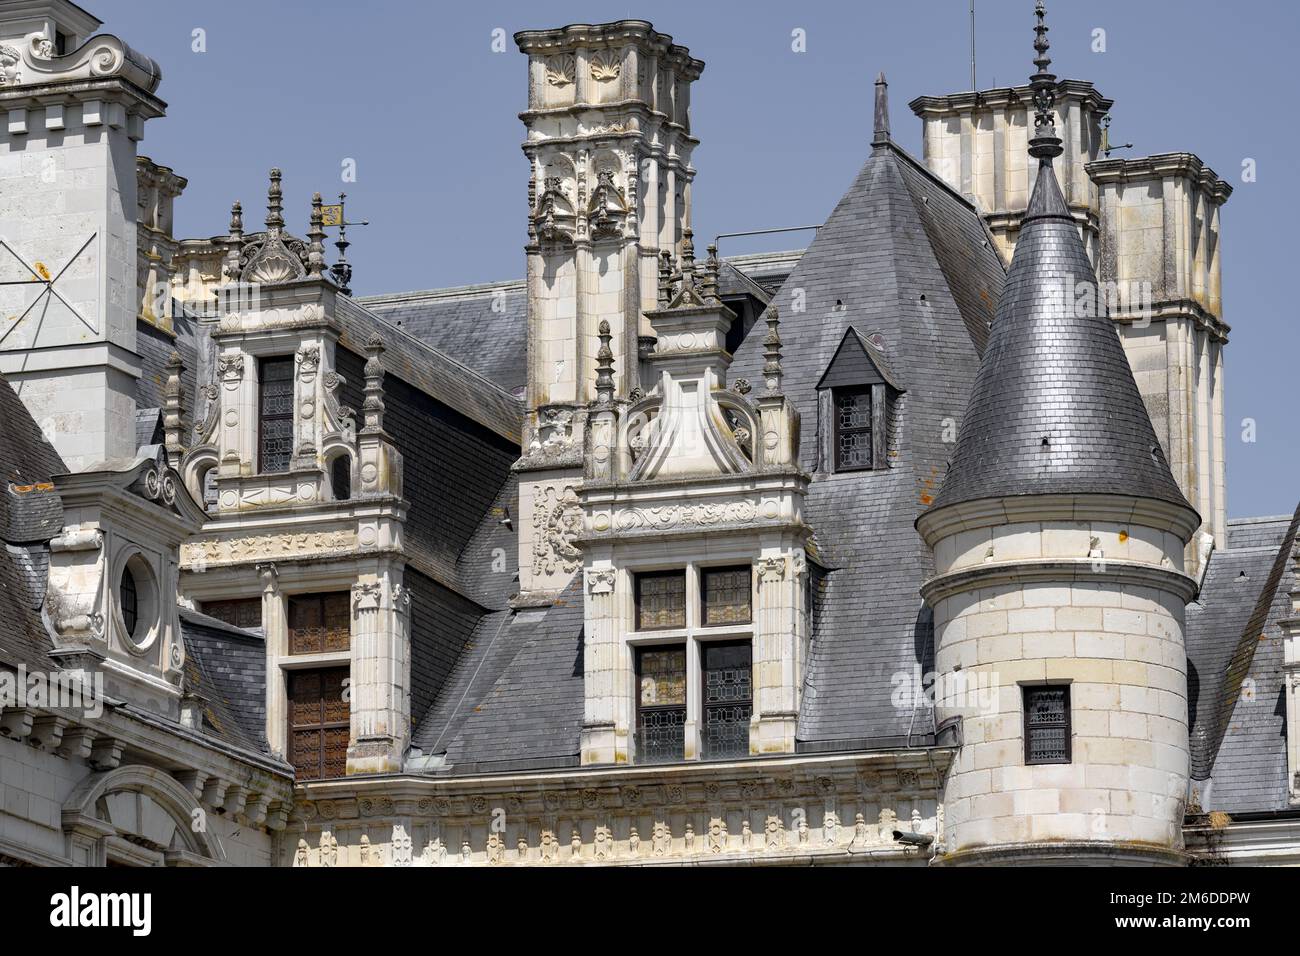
[{"left": 287, "top": 750, "right": 954, "bottom": 867}]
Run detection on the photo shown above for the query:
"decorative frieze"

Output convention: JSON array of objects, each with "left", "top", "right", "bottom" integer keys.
[{"left": 181, "top": 529, "right": 356, "bottom": 569}]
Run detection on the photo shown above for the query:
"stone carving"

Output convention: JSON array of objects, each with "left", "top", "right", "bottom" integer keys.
[
  {"left": 741, "top": 820, "right": 753, "bottom": 849},
  {"left": 853, "top": 813, "right": 871, "bottom": 846},
  {"left": 421, "top": 838, "right": 446, "bottom": 865},
  {"left": 684, "top": 821, "right": 695, "bottom": 852},
  {"left": 652, "top": 821, "right": 670, "bottom": 856},
  {"left": 353, "top": 581, "right": 382, "bottom": 611},
  {"left": 217, "top": 354, "right": 244, "bottom": 384},
  {"left": 533, "top": 484, "right": 582, "bottom": 576},
  {"left": 622, "top": 786, "right": 642, "bottom": 806},
  {"left": 589, "top": 50, "right": 621, "bottom": 81},
  {"left": 586, "top": 568, "right": 616, "bottom": 595},
  {"left": 295, "top": 838, "right": 309, "bottom": 867},
  {"left": 878, "top": 808, "right": 897, "bottom": 843},
  {"left": 897, "top": 769, "right": 920, "bottom": 788},
  {"left": 486, "top": 832, "right": 504, "bottom": 864},
  {"left": 461, "top": 841, "right": 471, "bottom": 863},
  {"left": 765, "top": 815, "right": 785, "bottom": 850},
  {"left": 534, "top": 405, "right": 575, "bottom": 452},
  {"left": 571, "top": 828, "right": 583, "bottom": 858},
  {"left": 359, "top": 834, "right": 371, "bottom": 866},
  {"left": 319, "top": 830, "right": 338, "bottom": 867},
  {"left": 628, "top": 827, "right": 640, "bottom": 856},
  {"left": 732, "top": 378, "right": 752, "bottom": 395},
  {"left": 823, "top": 811, "right": 840, "bottom": 846},
  {"left": 296, "top": 345, "right": 320, "bottom": 379},
  {"left": 0, "top": 44, "right": 22, "bottom": 86},
  {"left": 593, "top": 826, "right": 613, "bottom": 861},
  {"left": 758, "top": 556, "right": 786, "bottom": 583},
  {"left": 614, "top": 500, "right": 759, "bottom": 532},
  {"left": 391, "top": 824, "right": 412, "bottom": 866},
  {"left": 181, "top": 530, "right": 356, "bottom": 568},
  {"left": 540, "top": 829, "right": 558, "bottom": 863},
  {"left": 544, "top": 54, "right": 576, "bottom": 87},
  {"left": 708, "top": 817, "right": 727, "bottom": 853}
]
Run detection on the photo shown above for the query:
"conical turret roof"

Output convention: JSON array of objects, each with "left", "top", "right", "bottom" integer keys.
[{"left": 930, "top": 6, "right": 1193, "bottom": 516}]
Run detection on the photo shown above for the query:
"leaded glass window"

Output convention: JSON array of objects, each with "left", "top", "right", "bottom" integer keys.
[
  {"left": 288, "top": 667, "right": 350, "bottom": 781},
  {"left": 288, "top": 592, "right": 352, "bottom": 655},
  {"left": 120, "top": 566, "right": 138, "bottom": 638},
  {"left": 834, "top": 386, "right": 872, "bottom": 470},
  {"left": 204, "top": 597, "right": 262, "bottom": 632},
  {"left": 701, "top": 566, "right": 752, "bottom": 626},
  {"left": 636, "top": 646, "right": 686, "bottom": 763},
  {"left": 635, "top": 571, "right": 686, "bottom": 631},
  {"left": 258, "top": 356, "right": 294, "bottom": 473},
  {"left": 702, "top": 641, "right": 752, "bottom": 760},
  {"left": 1024, "top": 685, "right": 1071, "bottom": 765}
]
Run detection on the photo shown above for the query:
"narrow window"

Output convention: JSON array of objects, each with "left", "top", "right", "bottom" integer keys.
[
  {"left": 258, "top": 356, "right": 294, "bottom": 473},
  {"left": 330, "top": 455, "right": 351, "bottom": 501},
  {"left": 635, "top": 570, "right": 686, "bottom": 631},
  {"left": 201, "top": 466, "right": 218, "bottom": 514},
  {"left": 288, "top": 592, "right": 352, "bottom": 655},
  {"left": 203, "top": 597, "right": 262, "bottom": 632},
  {"left": 287, "top": 667, "right": 350, "bottom": 781},
  {"left": 701, "top": 565, "right": 752, "bottom": 626},
  {"left": 834, "top": 386, "right": 873, "bottom": 470},
  {"left": 702, "top": 640, "right": 752, "bottom": 760},
  {"left": 635, "top": 645, "right": 687, "bottom": 764},
  {"left": 1023, "top": 685, "right": 1072, "bottom": 765},
  {"left": 120, "top": 567, "right": 138, "bottom": 638}
]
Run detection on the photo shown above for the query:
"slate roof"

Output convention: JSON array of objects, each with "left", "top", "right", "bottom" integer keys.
[
  {"left": 180, "top": 608, "right": 268, "bottom": 752},
  {"left": 930, "top": 158, "right": 1193, "bottom": 513},
  {"left": 1187, "top": 507, "right": 1300, "bottom": 811},
  {"left": 723, "top": 132, "right": 1004, "bottom": 749}
]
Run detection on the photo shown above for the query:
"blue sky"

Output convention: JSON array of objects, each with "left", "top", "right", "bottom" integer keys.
[{"left": 97, "top": 0, "right": 1298, "bottom": 518}]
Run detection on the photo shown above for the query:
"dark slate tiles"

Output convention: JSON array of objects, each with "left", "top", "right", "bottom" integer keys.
[
  {"left": 723, "top": 140, "right": 1000, "bottom": 748},
  {"left": 180, "top": 608, "right": 268, "bottom": 752}
]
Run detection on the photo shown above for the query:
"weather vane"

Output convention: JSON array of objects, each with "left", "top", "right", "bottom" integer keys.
[{"left": 319, "top": 193, "right": 369, "bottom": 296}]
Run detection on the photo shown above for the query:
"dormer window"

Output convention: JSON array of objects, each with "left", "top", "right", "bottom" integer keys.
[
  {"left": 815, "top": 327, "right": 902, "bottom": 473},
  {"left": 120, "top": 566, "right": 139, "bottom": 638},
  {"left": 834, "top": 386, "right": 873, "bottom": 470}
]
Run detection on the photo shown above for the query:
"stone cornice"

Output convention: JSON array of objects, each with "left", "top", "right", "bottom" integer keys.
[
  {"left": 916, "top": 492, "right": 1202, "bottom": 546},
  {"left": 513, "top": 20, "right": 704, "bottom": 79},
  {"left": 908, "top": 79, "right": 1112, "bottom": 118},
  {"left": 919, "top": 558, "right": 1199, "bottom": 605},
  {"left": 1088, "top": 152, "right": 1232, "bottom": 204}
]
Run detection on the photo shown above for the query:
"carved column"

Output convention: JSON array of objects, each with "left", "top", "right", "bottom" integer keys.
[
  {"left": 580, "top": 565, "right": 626, "bottom": 765},
  {"left": 259, "top": 563, "right": 287, "bottom": 757},
  {"left": 346, "top": 568, "right": 410, "bottom": 775},
  {"left": 752, "top": 550, "right": 804, "bottom": 755}
]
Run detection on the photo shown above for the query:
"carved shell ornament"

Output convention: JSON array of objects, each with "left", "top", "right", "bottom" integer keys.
[
  {"left": 544, "top": 54, "right": 575, "bottom": 87},
  {"left": 589, "top": 51, "right": 621, "bottom": 81}
]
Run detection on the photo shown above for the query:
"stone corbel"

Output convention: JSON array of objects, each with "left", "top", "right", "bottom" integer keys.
[{"left": 88, "top": 736, "right": 123, "bottom": 771}]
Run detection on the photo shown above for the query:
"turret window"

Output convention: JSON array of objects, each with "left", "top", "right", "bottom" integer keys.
[
  {"left": 702, "top": 640, "right": 752, "bottom": 760},
  {"left": 258, "top": 356, "right": 295, "bottom": 473},
  {"left": 636, "top": 646, "right": 687, "bottom": 763},
  {"left": 635, "top": 571, "right": 687, "bottom": 631},
  {"left": 701, "top": 565, "right": 752, "bottom": 625},
  {"left": 287, "top": 667, "right": 350, "bottom": 781},
  {"left": 288, "top": 592, "right": 352, "bottom": 655},
  {"left": 1023, "top": 685, "right": 1072, "bottom": 765}
]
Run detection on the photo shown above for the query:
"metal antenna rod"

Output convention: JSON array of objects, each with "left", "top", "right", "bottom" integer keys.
[{"left": 970, "top": 0, "right": 976, "bottom": 91}]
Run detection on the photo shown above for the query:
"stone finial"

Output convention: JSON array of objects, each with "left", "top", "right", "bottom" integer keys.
[
  {"left": 594, "top": 319, "right": 615, "bottom": 404},
  {"left": 223, "top": 200, "right": 243, "bottom": 280},
  {"left": 763, "top": 307, "right": 783, "bottom": 392},
  {"left": 162, "top": 350, "right": 185, "bottom": 467},
  {"left": 701, "top": 243, "right": 721, "bottom": 304},
  {"left": 873, "top": 71, "right": 890, "bottom": 147},
  {"left": 307, "top": 192, "right": 326, "bottom": 279},
  {"left": 1027, "top": 1, "right": 1062, "bottom": 160},
  {"left": 677, "top": 228, "right": 698, "bottom": 298},
  {"left": 657, "top": 249, "right": 675, "bottom": 308},
  {"left": 361, "top": 334, "right": 386, "bottom": 434},
  {"left": 265, "top": 168, "right": 285, "bottom": 233}
]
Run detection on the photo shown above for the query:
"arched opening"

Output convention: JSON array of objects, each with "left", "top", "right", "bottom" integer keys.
[
  {"left": 117, "top": 553, "right": 160, "bottom": 656},
  {"left": 330, "top": 454, "right": 352, "bottom": 501}
]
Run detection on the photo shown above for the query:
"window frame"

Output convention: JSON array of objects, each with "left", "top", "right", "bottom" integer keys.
[
  {"left": 287, "top": 592, "right": 352, "bottom": 656},
  {"left": 700, "top": 638, "right": 754, "bottom": 761},
  {"left": 700, "top": 565, "right": 753, "bottom": 627},
  {"left": 634, "top": 644, "right": 688, "bottom": 764},
  {"left": 634, "top": 569, "right": 688, "bottom": 632},
  {"left": 1022, "top": 684, "right": 1072, "bottom": 765},
  {"left": 257, "top": 355, "right": 295, "bottom": 474},
  {"left": 833, "top": 384, "right": 874, "bottom": 472}
]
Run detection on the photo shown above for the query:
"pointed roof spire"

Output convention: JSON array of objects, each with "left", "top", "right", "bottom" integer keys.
[
  {"left": 1027, "top": 1, "right": 1062, "bottom": 161},
  {"left": 927, "top": 0, "right": 1194, "bottom": 517},
  {"left": 873, "top": 71, "right": 890, "bottom": 147}
]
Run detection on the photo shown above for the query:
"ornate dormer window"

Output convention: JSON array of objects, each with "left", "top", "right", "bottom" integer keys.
[{"left": 816, "top": 327, "right": 902, "bottom": 473}]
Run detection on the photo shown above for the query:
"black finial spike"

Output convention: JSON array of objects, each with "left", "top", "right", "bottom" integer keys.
[
  {"left": 873, "top": 72, "right": 890, "bottom": 147},
  {"left": 1027, "top": 1, "right": 1062, "bottom": 161}
]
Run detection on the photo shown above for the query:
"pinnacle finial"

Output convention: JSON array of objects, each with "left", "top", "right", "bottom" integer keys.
[
  {"left": 763, "top": 307, "right": 783, "bottom": 392},
  {"left": 1027, "top": 1, "right": 1062, "bottom": 160},
  {"left": 873, "top": 71, "right": 890, "bottom": 147},
  {"left": 594, "top": 319, "right": 615, "bottom": 403},
  {"left": 307, "top": 192, "right": 326, "bottom": 279},
  {"left": 266, "top": 168, "right": 285, "bottom": 232}
]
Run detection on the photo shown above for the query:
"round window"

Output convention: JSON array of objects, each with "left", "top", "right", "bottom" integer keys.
[{"left": 118, "top": 554, "right": 160, "bottom": 655}]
